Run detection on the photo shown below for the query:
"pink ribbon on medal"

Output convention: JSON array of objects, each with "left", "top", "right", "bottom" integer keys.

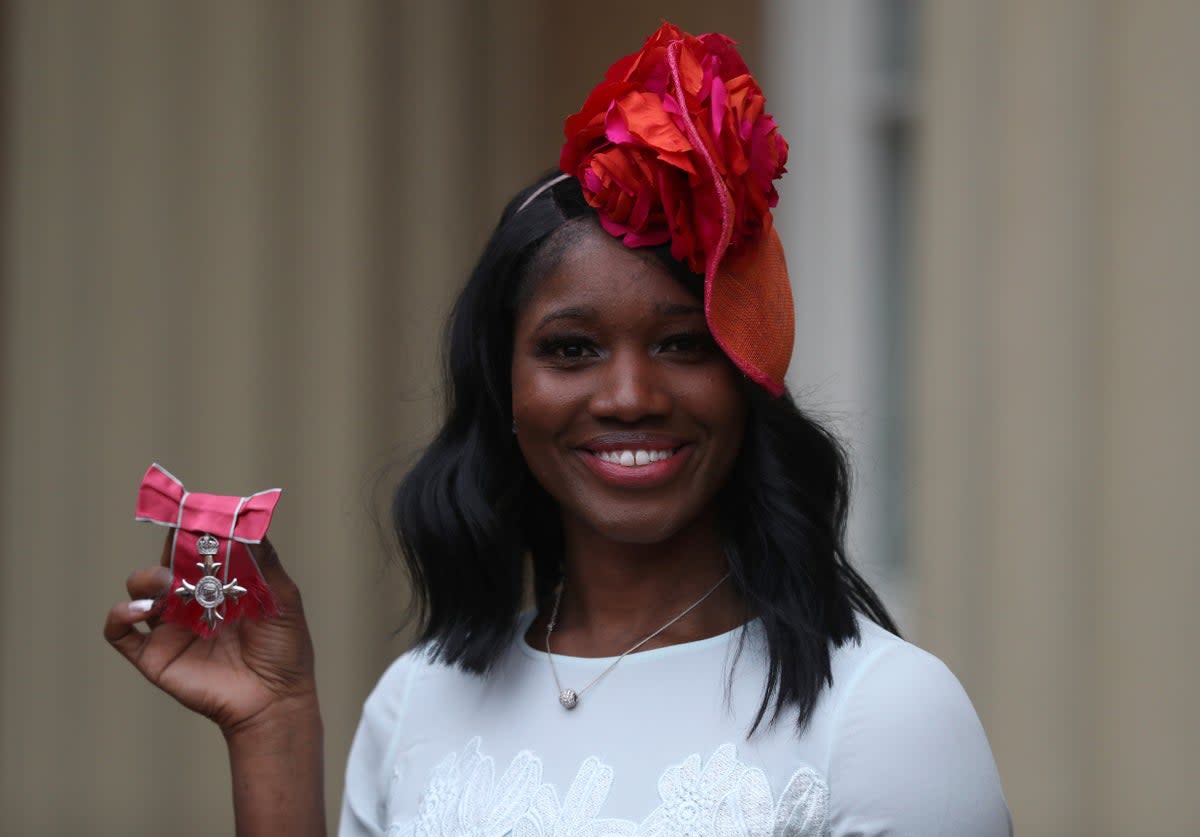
[{"left": 135, "top": 463, "right": 281, "bottom": 637}]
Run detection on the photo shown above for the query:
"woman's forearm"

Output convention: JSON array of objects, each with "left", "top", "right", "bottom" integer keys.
[{"left": 225, "top": 697, "right": 326, "bottom": 837}]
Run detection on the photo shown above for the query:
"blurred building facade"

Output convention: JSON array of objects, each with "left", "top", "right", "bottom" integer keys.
[{"left": 0, "top": 2, "right": 1196, "bottom": 835}]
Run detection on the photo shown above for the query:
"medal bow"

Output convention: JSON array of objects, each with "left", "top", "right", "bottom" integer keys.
[{"left": 135, "top": 463, "right": 281, "bottom": 636}]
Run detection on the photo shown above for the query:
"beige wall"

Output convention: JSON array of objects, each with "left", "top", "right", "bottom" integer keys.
[
  {"left": 0, "top": 2, "right": 761, "bottom": 834},
  {"left": 913, "top": 2, "right": 1200, "bottom": 835}
]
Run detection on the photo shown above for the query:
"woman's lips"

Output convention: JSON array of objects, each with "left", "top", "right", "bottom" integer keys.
[{"left": 575, "top": 444, "right": 693, "bottom": 487}]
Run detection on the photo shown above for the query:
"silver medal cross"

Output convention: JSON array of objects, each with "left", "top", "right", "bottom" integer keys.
[{"left": 175, "top": 533, "right": 247, "bottom": 631}]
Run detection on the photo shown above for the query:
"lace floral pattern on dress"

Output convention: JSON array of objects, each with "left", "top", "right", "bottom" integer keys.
[{"left": 386, "top": 738, "right": 829, "bottom": 837}]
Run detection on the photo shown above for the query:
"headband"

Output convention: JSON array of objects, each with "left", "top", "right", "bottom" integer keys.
[
  {"left": 516, "top": 173, "right": 571, "bottom": 214},
  {"left": 557, "top": 22, "right": 794, "bottom": 395}
]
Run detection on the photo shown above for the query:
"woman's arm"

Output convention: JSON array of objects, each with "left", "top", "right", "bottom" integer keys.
[{"left": 226, "top": 698, "right": 325, "bottom": 836}]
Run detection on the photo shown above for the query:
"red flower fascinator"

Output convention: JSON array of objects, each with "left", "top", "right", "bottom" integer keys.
[{"left": 559, "top": 22, "right": 794, "bottom": 395}]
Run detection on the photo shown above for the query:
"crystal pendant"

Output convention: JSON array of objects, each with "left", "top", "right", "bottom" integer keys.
[{"left": 558, "top": 688, "right": 579, "bottom": 710}]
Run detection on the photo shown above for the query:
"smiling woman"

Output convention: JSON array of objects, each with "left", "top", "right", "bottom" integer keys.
[
  {"left": 371, "top": 161, "right": 1011, "bottom": 834},
  {"left": 106, "top": 21, "right": 1011, "bottom": 837}
]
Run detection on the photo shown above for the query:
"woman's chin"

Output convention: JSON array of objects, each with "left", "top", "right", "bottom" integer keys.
[{"left": 569, "top": 504, "right": 703, "bottom": 547}]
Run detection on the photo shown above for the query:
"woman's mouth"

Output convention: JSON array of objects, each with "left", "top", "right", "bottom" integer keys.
[
  {"left": 590, "top": 448, "right": 680, "bottom": 467},
  {"left": 576, "top": 443, "right": 692, "bottom": 487}
]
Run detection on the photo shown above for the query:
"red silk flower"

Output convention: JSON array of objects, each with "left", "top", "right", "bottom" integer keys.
[{"left": 559, "top": 22, "right": 789, "bottom": 276}]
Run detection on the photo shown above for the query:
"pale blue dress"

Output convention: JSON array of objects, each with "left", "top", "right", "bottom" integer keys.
[{"left": 339, "top": 613, "right": 1011, "bottom": 836}]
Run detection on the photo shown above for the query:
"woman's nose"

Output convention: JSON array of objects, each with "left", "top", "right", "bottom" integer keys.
[{"left": 588, "top": 348, "right": 671, "bottom": 421}]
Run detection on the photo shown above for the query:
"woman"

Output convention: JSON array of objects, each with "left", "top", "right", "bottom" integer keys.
[{"left": 106, "top": 23, "right": 1010, "bottom": 836}]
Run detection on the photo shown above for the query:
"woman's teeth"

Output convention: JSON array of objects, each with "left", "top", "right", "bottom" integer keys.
[{"left": 594, "top": 449, "right": 676, "bottom": 467}]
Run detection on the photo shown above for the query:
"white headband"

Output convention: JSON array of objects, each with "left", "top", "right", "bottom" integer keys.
[{"left": 515, "top": 173, "right": 571, "bottom": 214}]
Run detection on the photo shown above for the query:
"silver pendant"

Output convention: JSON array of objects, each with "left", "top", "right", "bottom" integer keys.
[
  {"left": 559, "top": 688, "right": 579, "bottom": 710},
  {"left": 175, "top": 533, "right": 247, "bottom": 631}
]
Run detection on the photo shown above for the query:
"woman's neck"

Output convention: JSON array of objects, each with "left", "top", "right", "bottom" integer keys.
[{"left": 528, "top": 513, "right": 746, "bottom": 657}]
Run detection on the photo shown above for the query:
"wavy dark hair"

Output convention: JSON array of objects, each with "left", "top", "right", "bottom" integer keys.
[{"left": 392, "top": 173, "right": 898, "bottom": 733}]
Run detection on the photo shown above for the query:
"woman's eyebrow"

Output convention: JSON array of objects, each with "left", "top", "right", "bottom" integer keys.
[{"left": 537, "top": 305, "right": 598, "bottom": 328}]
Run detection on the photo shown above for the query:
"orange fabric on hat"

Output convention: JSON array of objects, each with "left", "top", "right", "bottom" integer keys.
[{"left": 707, "top": 222, "right": 793, "bottom": 396}]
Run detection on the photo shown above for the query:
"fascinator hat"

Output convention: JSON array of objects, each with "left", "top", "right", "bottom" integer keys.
[{"left": 552, "top": 21, "right": 794, "bottom": 396}]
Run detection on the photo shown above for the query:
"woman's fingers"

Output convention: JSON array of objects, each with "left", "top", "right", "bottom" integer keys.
[
  {"left": 123, "top": 565, "right": 172, "bottom": 630},
  {"left": 105, "top": 528, "right": 173, "bottom": 668},
  {"left": 250, "top": 537, "right": 285, "bottom": 585},
  {"left": 250, "top": 537, "right": 301, "bottom": 610},
  {"left": 126, "top": 565, "right": 172, "bottom": 600},
  {"left": 104, "top": 597, "right": 156, "bottom": 664},
  {"left": 159, "top": 530, "right": 173, "bottom": 566},
  {"left": 110, "top": 560, "right": 171, "bottom": 668}
]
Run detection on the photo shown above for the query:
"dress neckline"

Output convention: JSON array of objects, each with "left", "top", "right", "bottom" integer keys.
[{"left": 515, "top": 608, "right": 756, "bottom": 666}]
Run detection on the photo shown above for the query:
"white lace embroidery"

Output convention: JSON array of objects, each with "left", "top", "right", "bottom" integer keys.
[
  {"left": 387, "top": 738, "right": 829, "bottom": 837},
  {"left": 387, "top": 738, "right": 541, "bottom": 837}
]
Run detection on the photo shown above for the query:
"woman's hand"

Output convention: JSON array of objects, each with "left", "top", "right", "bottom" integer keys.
[
  {"left": 105, "top": 536, "right": 326, "bottom": 835},
  {"left": 104, "top": 535, "right": 317, "bottom": 736}
]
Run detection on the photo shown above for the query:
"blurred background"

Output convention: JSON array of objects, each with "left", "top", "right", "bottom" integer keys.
[{"left": 0, "top": 1, "right": 1196, "bottom": 834}]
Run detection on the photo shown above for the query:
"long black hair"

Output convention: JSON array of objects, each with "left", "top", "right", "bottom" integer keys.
[{"left": 391, "top": 173, "right": 897, "bottom": 733}]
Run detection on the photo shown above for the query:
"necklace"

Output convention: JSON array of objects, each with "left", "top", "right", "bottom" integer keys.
[{"left": 545, "top": 571, "right": 732, "bottom": 710}]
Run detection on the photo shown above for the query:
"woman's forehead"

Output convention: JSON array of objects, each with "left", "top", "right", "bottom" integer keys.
[{"left": 521, "top": 228, "right": 701, "bottom": 322}]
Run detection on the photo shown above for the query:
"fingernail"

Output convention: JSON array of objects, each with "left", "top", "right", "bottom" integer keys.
[{"left": 129, "top": 599, "right": 155, "bottom": 614}]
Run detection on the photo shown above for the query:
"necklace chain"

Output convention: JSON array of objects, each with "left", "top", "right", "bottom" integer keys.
[{"left": 545, "top": 571, "right": 732, "bottom": 710}]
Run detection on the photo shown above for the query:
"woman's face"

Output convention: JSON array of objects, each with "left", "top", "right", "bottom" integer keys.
[{"left": 511, "top": 223, "right": 747, "bottom": 545}]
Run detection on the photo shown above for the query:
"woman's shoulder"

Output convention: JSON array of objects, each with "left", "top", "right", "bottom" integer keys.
[
  {"left": 359, "top": 641, "right": 482, "bottom": 713},
  {"left": 820, "top": 615, "right": 1013, "bottom": 835},
  {"left": 828, "top": 615, "right": 956, "bottom": 699},
  {"left": 359, "top": 636, "right": 522, "bottom": 725},
  {"left": 824, "top": 616, "right": 994, "bottom": 760},
  {"left": 355, "top": 646, "right": 433, "bottom": 740},
  {"left": 827, "top": 617, "right": 990, "bottom": 736}
]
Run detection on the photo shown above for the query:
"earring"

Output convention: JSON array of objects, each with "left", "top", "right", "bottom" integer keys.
[{"left": 512, "top": 419, "right": 518, "bottom": 434}]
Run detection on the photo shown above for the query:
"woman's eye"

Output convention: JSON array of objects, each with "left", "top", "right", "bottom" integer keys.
[
  {"left": 659, "top": 333, "right": 714, "bottom": 355},
  {"left": 537, "top": 337, "right": 598, "bottom": 362}
]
